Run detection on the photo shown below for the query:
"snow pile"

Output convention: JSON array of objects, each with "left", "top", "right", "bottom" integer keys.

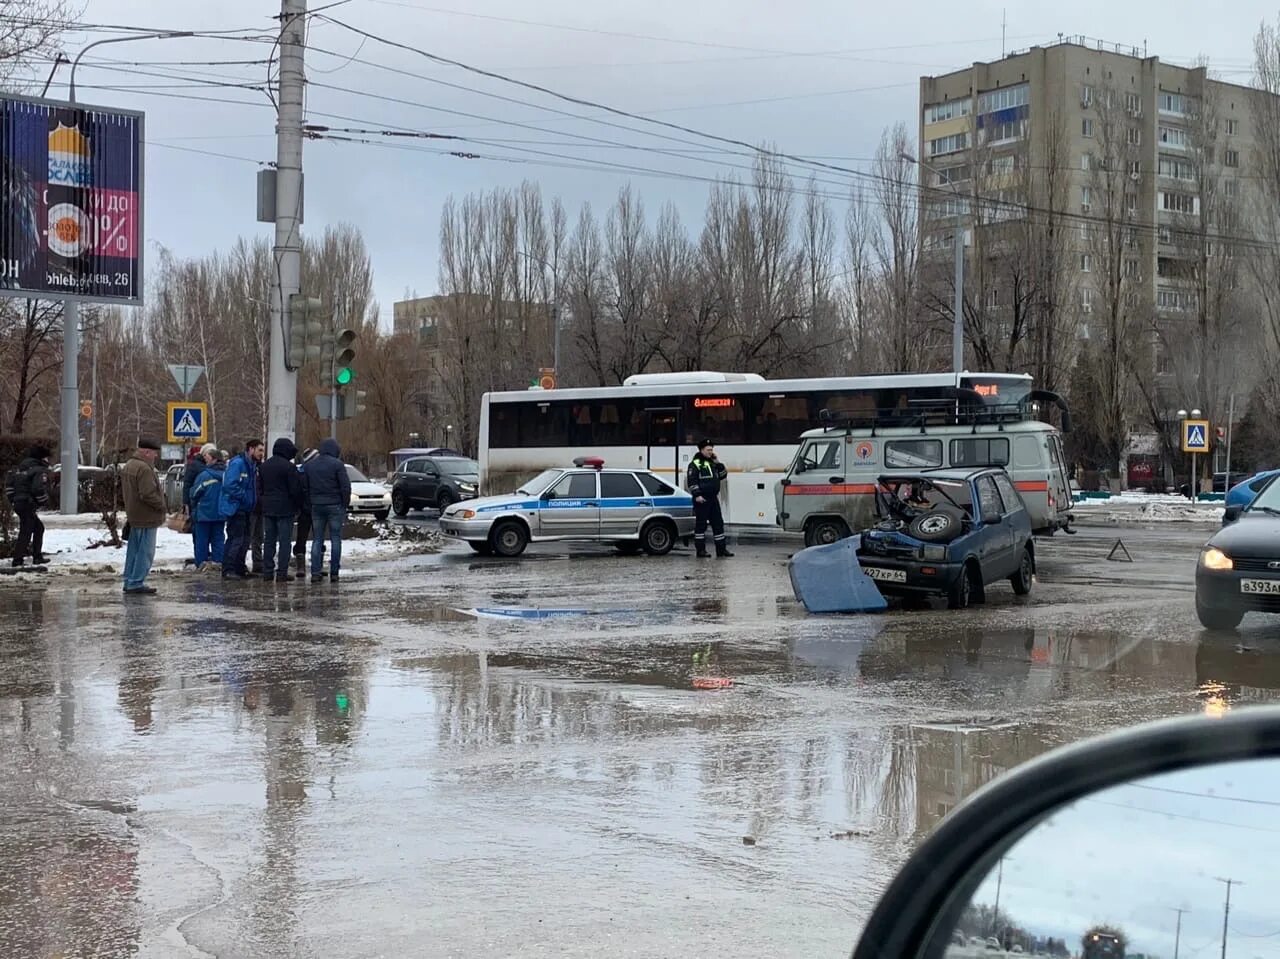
[{"left": 1072, "top": 495, "right": 1224, "bottom": 525}]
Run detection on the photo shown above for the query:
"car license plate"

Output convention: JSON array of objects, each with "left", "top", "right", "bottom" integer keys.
[
  {"left": 1241, "top": 579, "right": 1280, "bottom": 594},
  {"left": 863, "top": 567, "right": 907, "bottom": 584}
]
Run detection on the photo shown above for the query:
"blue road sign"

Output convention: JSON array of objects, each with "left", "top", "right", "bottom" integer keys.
[
  {"left": 1182, "top": 419, "right": 1210, "bottom": 454},
  {"left": 167, "top": 401, "right": 207, "bottom": 444}
]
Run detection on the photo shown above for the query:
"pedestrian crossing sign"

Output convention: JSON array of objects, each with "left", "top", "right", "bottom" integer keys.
[
  {"left": 167, "top": 402, "right": 208, "bottom": 444},
  {"left": 1182, "top": 418, "right": 1210, "bottom": 453}
]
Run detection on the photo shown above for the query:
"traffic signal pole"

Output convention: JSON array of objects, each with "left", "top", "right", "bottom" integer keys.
[{"left": 267, "top": 0, "right": 306, "bottom": 448}]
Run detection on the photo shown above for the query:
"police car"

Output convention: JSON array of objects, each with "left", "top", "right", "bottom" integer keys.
[{"left": 438, "top": 457, "right": 696, "bottom": 557}]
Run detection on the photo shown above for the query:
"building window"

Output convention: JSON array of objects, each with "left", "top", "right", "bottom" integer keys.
[
  {"left": 924, "top": 97, "right": 973, "bottom": 124},
  {"left": 1127, "top": 193, "right": 1138, "bottom": 213},
  {"left": 983, "top": 119, "right": 1026, "bottom": 144},
  {"left": 1226, "top": 118, "right": 1240, "bottom": 135},
  {"left": 1128, "top": 160, "right": 1141, "bottom": 178},
  {"left": 1225, "top": 149, "right": 1240, "bottom": 167},
  {"left": 1081, "top": 253, "right": 1093, "bottom": 273},
  {"left": 935, "top": 164, "right": 970, "bottom": 186},
  {"left": 1156, "top": 341, "right": 1171, "bottom": 374},
  {"left": 1125, "top": 92, "right": 1142, "bottom": 115},
  {"left": 926, "top": 196, "right": 971, "bottom": 219},
  {"left": 1224, "top": 178, "right": 1239, "bottom": 197},
  {"left": 1127, "top": 127, "right": 1141, "bottom": 146},
  {"left": 1160, "top": 191, "right": 1199, "bottom": 214},
  {"left": 1159, "top": 225, "right": 1173, "bottom": 244},
  {"left": 1159, "top": 156, "right": 1195, "bottom": 180},
  {"left": 1081, "top": 84, "right": 1094, "bottom": 107},
  {"left": 1159, "top": 126, "right": 1189, "bottom": 149},
  {"left": 987, "top": 288, "right": 1000, "bottom": 309},
  {"left": 1159, "top": 91, "right": 1191, "bottom": 115},
  {"left": 1125, "top": 258, "right": 1140, "bottom": 278},
  {"left": 977, "top": 84, "right": 1030, "bottom": 114},
  {"left": 1081, "top": 288, "right": 1094, "bottom": 313},
  {"left": 1157, "top": 289, "right": 1198, "bottom": 312},
  {"left": 1082, "top": 118, "right": 1095, "bottom": 138},
  {"left": 987, "top": 155, "right": 1015, "bottom": 175},
  {"left": 928, "top": 132, "right": 969, "bottom": 157},
  {"left": 1081, "top": 154, "right": 1092, "bottom": 172},
  {"left": 1081, "top": 185, "right": 1092, "bottom": 209}
]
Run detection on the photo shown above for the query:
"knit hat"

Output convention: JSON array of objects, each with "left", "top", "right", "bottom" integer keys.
[
  {"left": 138, "top": 436, "right": 162, "bottom": 451},
  {"left": 200, "top": 443, "right": 218, "bottom": 458}
]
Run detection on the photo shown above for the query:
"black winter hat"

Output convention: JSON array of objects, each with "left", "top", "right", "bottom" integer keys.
[{"left": 26, "top": 444, "right": 51, "bottom": 461}]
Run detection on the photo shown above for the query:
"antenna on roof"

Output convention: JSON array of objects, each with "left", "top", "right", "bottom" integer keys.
[{"left": 1002, "top": 9, "right": 1007, "bottom": 57}]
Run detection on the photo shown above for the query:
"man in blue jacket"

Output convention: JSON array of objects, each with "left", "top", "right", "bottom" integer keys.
[
  {"left": 302, "top": 438, "right": 351, "bottom": 583},
  {"left": 220, "top": 439, "right": 265, "bottom": 580}
]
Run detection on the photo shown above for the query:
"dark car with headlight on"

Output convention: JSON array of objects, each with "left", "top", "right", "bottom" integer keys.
[{"left": 1195, "top": 478, "right": 1280, "bottom": 629}]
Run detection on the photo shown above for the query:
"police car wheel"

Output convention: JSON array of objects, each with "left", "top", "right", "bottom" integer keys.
[
  {"left": 641, "top": 521, "right": 676, "bottom": 556},
  {"left": 490, "top": 520, "right": 529, "bottom": 557}
]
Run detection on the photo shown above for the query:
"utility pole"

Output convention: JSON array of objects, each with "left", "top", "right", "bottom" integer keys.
[
  {"left": 1171, "top": 906, "right": 1188, "bottom": 959},
  {"left": 1216, "top": 877, "right": 1240, "bottom": 959},
  {"left": 267, "top": 0, "right": 306, "bottom": 448}
]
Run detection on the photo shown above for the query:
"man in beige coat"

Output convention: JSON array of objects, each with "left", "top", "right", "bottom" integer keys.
[{"left": 120, "top": 437, "right": 166, "bottom": 595}]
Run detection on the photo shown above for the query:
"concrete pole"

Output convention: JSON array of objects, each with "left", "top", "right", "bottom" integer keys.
[
  {"left": 267, "top": 0, "right": 306, "bottom": 449},
  {"left": 59, "top": 303, "right": 79, "bottom": 514},
  {"left": 89, "top": 325, "right": 98, "bottom": 467},
  {"left": 952, "top": 223, "right": 964, "bottom": 383}
]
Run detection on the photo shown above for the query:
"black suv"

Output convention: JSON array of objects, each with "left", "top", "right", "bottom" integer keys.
[{"left": 390, "top": 455, "right": 480, "bottom": 516}]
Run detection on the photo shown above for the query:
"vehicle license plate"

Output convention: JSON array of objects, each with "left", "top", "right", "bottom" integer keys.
[
  {"left": 863, "top": 567, "right": 907, "bottom": 584},
  {"left": 1241, "top": 579, "right": 1280, "bottom": 595}
]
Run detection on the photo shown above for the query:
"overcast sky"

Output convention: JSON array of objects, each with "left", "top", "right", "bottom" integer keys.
[
  {"left": 60, "top": 0, "right": 1280, "bottom": 321},
  {"left": 968, "top": 758, "right": 1280, "bottom": 957}
]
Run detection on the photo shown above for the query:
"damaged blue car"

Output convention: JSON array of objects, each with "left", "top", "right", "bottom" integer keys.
[{"left": 856, "top": 468, "right": 1036, "bottom": 609}]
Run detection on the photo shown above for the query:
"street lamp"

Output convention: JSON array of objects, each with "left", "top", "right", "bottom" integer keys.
[
  {"left": 901, "top": 151, "right": 965, "bottom": 382},
  {"left": 70, "top": 32, "right": 196, "bottom": 101},
  {"left": 517, "top": 250, "right": 560, "bottom": 377},
  {"left": 444, "top": 424, "right": 453, "bottom": 449}
]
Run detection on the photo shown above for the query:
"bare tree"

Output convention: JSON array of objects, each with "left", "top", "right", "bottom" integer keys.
[
  {"left": 0, "top": 0, "right": 80, "bottom": 91},
  {"left": 872, "top": 124, "right": 931, "bottom": 371}
]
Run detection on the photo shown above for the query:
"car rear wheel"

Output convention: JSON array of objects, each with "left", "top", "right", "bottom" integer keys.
[
  {"left": 437, "top": 489, "right": 456, "bottom": 511},
  {"left": 391, "top": 490, "right": 410, "bottom": 517},
  {"left": 489, "top": 520, "right": 529, "bottom": 558},
  {"left": 1196, "top": 598, "right": 1244, "bottom": 631},
  {"left": 804, "top": 518, "right": 850, "bottom": 548},
  {"left": 640, "top": 520, "right": 676, "bottom": 556},
  {"left": 468, "top": 542, "right": 494, "bottom": 556},
  {"left": 1010, "top": 547, "right": 1034, "bottom": 596},
  {"left": 947, "top": 562, "right": 980, "bottom": 610},
  {"left": 909, "top": 508, "right": 964, "bottom": 543}
]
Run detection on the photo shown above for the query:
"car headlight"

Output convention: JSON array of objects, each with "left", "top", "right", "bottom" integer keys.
[
  {"left": 1200, "top": 547, "right": 1234, "bottom": 571},
  {"left": 382, "top": 492, "right": 392, "bottom": 503},
  {"left": 457, "top": 509, "right": 476, "bottom": 519},
  {"left": 458, "top": 482, "right": 477, "bottom": 491},
  {"left": 922, "top": 545, "right": 947, "bottom": 561}
]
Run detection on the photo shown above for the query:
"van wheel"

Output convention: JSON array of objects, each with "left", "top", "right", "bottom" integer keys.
[
  {"left": 947, "top": 562, "right": 981, "bottom": 610},
  {"left": 641, "top": 520, "right": 676, "bottom": 556},
  {"left": 1010, "top": 547, "right": 1034, "bottom": 596},
  {"left": 489, "top": 520, "right": 529, "bottom": 558},
  {"left": 804, "top": 518, "right": 850, "bottom": 548}
]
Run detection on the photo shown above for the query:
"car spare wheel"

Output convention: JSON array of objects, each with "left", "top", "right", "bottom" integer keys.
[{"left": 908, "top": 508, "right": 963, "bottom": 543}]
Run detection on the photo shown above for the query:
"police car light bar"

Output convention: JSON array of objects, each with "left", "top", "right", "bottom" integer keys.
[{"left": 573, "top": 456, "right": 605, "bottom": 469}]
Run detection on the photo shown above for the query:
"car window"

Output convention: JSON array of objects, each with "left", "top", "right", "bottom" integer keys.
[
  {"left": 951, "top": 437, "right": 1011, "bottom": 468},
  {"left": 885, "top": 439, "right": 942, "bottom": 469},
  {"left": 637, "top": 472, "right": 676, "bottom": 496},
  {"left": 992, "top": 473, "right": 1023, "bottom": 511},
  {"left": 549, "top": 472, "right": 598, "bottom": 499},
  {"left": 799, "top": 439, "right": 841, "bottom": 472},
  {"left": 345, "top": 465, "right": 370, "bottom": 483},
  {"left": 1251, "top": 475, "right": 1274, "bottom": 493},
  {"left": 976, "top": 476, "right": 1005, "bottom": 520},
  {"left": 600, "top": 473, "right": 644, "bottom": 498}
]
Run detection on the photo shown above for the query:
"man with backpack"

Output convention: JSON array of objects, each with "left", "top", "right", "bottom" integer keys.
[
  {"left": 220, "top": 439, "right": 265, "bottom": 580},
  {"left": 189, "top": 450, "right": 227, "bottom": 571},
  {"left": 7, "top": 444, "right": 51, "bottom": 568}
]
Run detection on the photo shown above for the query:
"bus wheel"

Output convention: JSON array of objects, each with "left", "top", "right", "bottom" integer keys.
[{"left": 804, "top": 518, "right": 850, "bottom": 548}]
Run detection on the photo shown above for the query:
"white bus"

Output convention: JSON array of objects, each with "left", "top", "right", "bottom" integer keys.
[{"left": 479, "top": 371, "right": 1059, "bottom": 527}]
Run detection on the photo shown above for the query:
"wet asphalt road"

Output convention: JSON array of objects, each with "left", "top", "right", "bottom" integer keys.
[{"left": 0, "top": 519, "right": 1269, "bottom": 958}]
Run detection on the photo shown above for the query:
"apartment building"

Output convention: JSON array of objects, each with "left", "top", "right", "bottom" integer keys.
[{"left": 918, "top": 36, "right": 1259, "bottom": 384}]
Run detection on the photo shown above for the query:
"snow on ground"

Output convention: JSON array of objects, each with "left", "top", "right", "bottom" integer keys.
[
  {"left": 1072, "top": 492, "right": 1224, "bottom": 525},
  {"left": 16, "top": 513, "right": 439, "bottom": 574}
]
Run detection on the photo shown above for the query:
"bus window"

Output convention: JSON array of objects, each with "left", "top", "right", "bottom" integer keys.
[
  {"left": 950, "top": 437, "right": 1011, "bottom": 467},
  {"left": 754, "top": 395, "right": 809, "bottom": 445},
  {"left": 885, "top": 439, "right": 943, "bottom": 469},
  {"left": 521, "top": 403, "right": 570, "bottom": 447},
  {"left": 686, "top": 396, "right": 745, "bottom": 445},
  {"left": 490, "top": 405, "right": 520, "bottom": 447}
]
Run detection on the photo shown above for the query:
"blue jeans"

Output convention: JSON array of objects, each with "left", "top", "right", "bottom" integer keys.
[
  {"left": 224, "top": 512, "right": 251, "bottom": 575},
  {"left": 123, "top": 525, "right": 158, "bottom": 590},
  {"left": 263, "top": 514, "right": 294, "bottom": 578},
  {"left": 193, "top": 521, "right": 225, "bottom": 568},
  {"left": 311, "top": 505, "right": 345, "bottom": 575}
]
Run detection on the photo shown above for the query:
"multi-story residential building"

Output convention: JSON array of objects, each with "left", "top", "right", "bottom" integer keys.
[{"left": 918, "top": 36, "right": 1260, "bottom": 412}]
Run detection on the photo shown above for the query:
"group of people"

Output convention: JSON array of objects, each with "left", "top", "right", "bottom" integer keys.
[{"left": 119, "top": 435, "right": 353, "bottom": 596}]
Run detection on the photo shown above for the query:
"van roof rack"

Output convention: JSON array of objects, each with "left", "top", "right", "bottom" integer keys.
[{"left": 815, "top": 387, "right": 1071, "bottom": 436}]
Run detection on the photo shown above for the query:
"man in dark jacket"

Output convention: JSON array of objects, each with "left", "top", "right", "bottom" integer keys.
[
  {"left": 686, "top": 439, "right": 733, "bottom": 559},
  {"left": 9, "top": 444, "right": 50, "bottom": 567},
  {"left": 221, "top": 439, "right": 265, "bottom": 580},
  {"left": 181, "top": 445, "right": 208, "bottom": 510},
  {"left": 259, "top": 437, "right": 304, "bottom": 583},
  {"left": 292, "top": 448, "right": 323, "bottom": 578},
  {"left": 302, "top": 438, "right": 351, "bottom": 582}
]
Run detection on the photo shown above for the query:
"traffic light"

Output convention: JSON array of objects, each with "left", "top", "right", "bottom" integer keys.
[
  {"left": 286, "top": 294, "right": 323, "bottom": 368},
  {"left": 352, "top": 390, "right": 368, "bottom": 415},
  {"left": 333, "top": 328, "right": 356, "bottom": 386}
]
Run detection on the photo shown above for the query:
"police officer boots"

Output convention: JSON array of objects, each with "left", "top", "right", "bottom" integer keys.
[
  {"left": 695, "top": 539, "right": 709, "bottom": 558},
  {"left": 715, "top": 540, "right": 734, "bottom": 558}
]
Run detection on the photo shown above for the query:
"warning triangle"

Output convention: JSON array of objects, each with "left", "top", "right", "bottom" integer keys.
[
  {"left": 174, "top": 410, "right": 201, "bottom": 435},
  {"left": 1188, "top": 425, "right": 1205, "bottom": 447}
]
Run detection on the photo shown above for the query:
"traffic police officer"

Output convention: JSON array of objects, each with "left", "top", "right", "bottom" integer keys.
[{"left": 687, "top": 440, "right": 733, "bottom": 558}]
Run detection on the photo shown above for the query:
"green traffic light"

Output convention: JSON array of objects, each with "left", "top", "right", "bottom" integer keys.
[
  {"left": 335, "top": 367, "right": 354, "bottom": 386},
  {"left": 335, "top": 692, "right": 349, "bottom": 713}
]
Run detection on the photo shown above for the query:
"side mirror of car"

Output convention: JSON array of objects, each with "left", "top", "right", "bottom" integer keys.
[
  {"left": 542, "top": 490, "right": 556, "bottom": 501},
  {"left": 850, "top": 709, "right": 1280, "bottom": 959},
  {"left": 1223, "top": 505, "right": 1243, "bottom": 524},
  {"left": 983, "top": 514, "right": 1002, "bottom": 526}
]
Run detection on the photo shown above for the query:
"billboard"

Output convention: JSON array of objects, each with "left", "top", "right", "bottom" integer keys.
[{"left": 0, "top": 93, "right": 143, "bottom": 304}]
